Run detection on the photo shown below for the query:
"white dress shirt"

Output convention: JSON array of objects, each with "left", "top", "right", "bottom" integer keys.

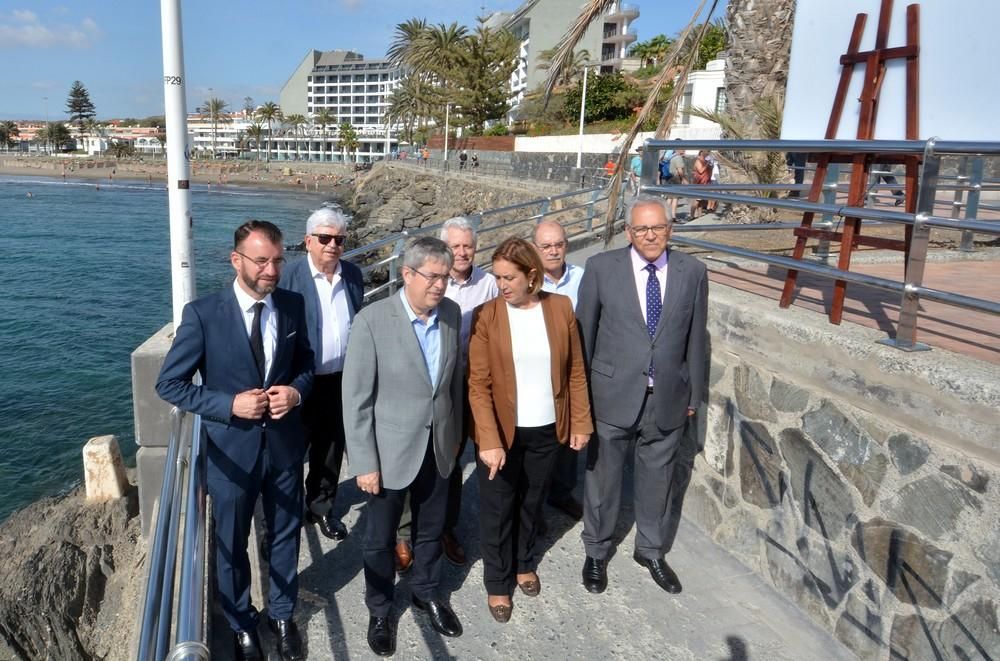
[
  {"left": 630, "top": 246, "right": 668, "bottom": 323},
  {"left": 445, "top": 265, "right": 499, "bottom": 354},
  {"left": 233, "top": 279, "right": 277, "bottom": 381},
  {"left": 309, "top": 257, "right": 352, "bottom": 374}
]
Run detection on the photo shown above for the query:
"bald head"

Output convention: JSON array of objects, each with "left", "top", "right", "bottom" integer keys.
[{"left": 533, "top": 221, "right": 568, "bottom": 280}]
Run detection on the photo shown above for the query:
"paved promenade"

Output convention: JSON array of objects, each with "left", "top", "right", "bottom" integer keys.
[{"left": 213, "top": 452, "right": 855, "bottom": 660}]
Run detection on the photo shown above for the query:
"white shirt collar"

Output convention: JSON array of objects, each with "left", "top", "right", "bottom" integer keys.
[
  {"left": 232, "top": 278, "right": 273, "bottom": 312},
  {"left": 308, "top": 254, "right": 342, "bottom": 281},
  {"left": 629, "top": 246, "right": 669, "bottom": 273}
]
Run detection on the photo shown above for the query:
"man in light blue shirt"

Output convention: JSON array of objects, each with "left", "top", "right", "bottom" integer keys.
[
  {"left": 399, "top": 288, "right": 441, "bottom": 389},
  {"left": 533, "top": 220, "right": 586, "bottom": 521}
]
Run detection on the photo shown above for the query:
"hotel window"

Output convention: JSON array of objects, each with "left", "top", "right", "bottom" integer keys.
[
  {"left": 680, "top": 84, "right": 693, "bottom": 125},
  {"left": 715, "top": 88, "right": 727, "bottom": 113}
]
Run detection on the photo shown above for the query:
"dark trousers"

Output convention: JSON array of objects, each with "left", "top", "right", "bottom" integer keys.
[
  {"left": 364, "top": 436, "right": 449, "bottom": 617},
  {"left": 304, "top": 372, "right": 346, "bottom": 517},
  {"left": 208, "top": 439, "right": 304, "bottom": 631},
  {"left": 478, "top": 424, "right": 560, "bottom": 596},
  {"left": 547, "top": 443, "right": 579, "bottom": 503},
  {"left": 582, "top": 393, "right": 684, "bottom": 561}
]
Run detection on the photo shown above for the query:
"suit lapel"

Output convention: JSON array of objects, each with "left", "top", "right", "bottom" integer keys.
[
  {"left": 269, "top": 295, "right": 288, "bottom": 388},
  {"left": 619, "top": 247, "right": 649, "bottom": 335},
  {"left": 391, "top": 295, "right": 434, "bottom": 391},
  {"left": 223, "top": 287, "right": 260, "bottom": 384},
  {"left": 540, "top": 295, "right": 562, "bottom": 395},
  {"left": 495, "top": 300, "right": 517, "bottom": 407},
  {"left": 654, "top": 250, "right": 684, "bottom": 342},
  {"left": 432, "top": 305, "right": 454, "bottom": 396}
]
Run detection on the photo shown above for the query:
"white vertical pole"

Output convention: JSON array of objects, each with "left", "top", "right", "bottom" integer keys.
[
  {"left": 160, "top": 0, "right": 196, "bottom": 329},
  {"left": 576, "top": 66, "right": 590, "bottom": 169},
  {"left": 443, "top": 103, "right": 450, "bottom": 168}
]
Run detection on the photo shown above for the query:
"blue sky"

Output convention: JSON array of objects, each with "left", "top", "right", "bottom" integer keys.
[{"left": 0, "top": 0, "right": 727, "bottom": 120}]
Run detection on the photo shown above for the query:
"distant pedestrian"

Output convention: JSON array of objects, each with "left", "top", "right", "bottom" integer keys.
[
  {"left": 786, "top": 152, "right": 806, "bottom": 198},
  {"left": 707, "top": 153, "right": 720, "bottom": 213},
  {"left": 603, "top": 157, "right": 617, "bottom": 178},
  {"left": 667, "top": 147, "right": 687, "bottom": 219},
  {"left": 459, "top": 150, "right": 468, "bottom": 170},
  {"left": 471, "top": 152, "right": 479, "bottom": 168},
  {"left": 629, "top": 147, "right": 643, "bottom": 196},
  {"left": 691, "top": 150, "right": 711, "bottom": 219}
]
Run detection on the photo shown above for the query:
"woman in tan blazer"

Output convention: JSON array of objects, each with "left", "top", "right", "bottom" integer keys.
[{"left": 468, "top": 237, "right": 593, "bottom": 623}]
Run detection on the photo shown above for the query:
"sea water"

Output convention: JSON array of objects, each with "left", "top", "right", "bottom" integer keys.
[{"left": 0, "top": 174, "right": 335, "bottom": 522}]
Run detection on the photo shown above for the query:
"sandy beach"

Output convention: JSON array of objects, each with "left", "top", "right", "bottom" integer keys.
[{"left": 0, "top": 155, "right": 360, "bottom": 196}]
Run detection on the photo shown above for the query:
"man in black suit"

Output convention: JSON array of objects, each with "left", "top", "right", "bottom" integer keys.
[
  {"left": 576, "top": 195, "right": 708, "bottom": 596},
  {"left": 282, "top": 207, "right": 365, "bottom": 541},
  {"left": 157, "top": 220, "right": 313, "bottom": 660}
]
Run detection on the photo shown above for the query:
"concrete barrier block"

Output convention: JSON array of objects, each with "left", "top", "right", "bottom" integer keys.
[
  {"left": 137, "top": 446, "right": 167, "bottom": 537},
  {"left": 82, "top": 435, "right": 129, "bottom": 501},
  {"left": 132, "top": 323, "right": 174, "bottom": 448}
]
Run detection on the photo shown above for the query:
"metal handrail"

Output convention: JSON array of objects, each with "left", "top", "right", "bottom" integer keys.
[{"left": 136, "top": 408, "right": 210, "bottom": 661}]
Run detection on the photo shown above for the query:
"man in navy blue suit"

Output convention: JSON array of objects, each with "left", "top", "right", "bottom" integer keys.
[
  {"left": 281, "top": 207, "right": 365, "bottom": 541},
  {"left": 157, "top": 220, "right": 313, "bottom": 661}
]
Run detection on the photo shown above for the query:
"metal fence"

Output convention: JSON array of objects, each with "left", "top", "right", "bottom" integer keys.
[
  {"left": 391, "top": 155, "right": 612, "bottom": 188},
  {"left": 137, "top": 408, "right": 210, "bottom": 661},
  {"left": 640, "top": 137, "right": 1000, "bottom": 351}
]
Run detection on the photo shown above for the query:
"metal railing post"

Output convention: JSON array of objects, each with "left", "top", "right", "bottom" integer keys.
[
  {"left": 586, "top": 188, "right": 601, "bottom": 232},
  {"left": 814, "top": 164, "right": 840, "bottom": 264},
  {"left": 952, "top": 157, "right": 970, "bottom": 250},
  {"left": 959, "top": 157, "right": 985, "bottom": 252},
  {"left": 388, "top": 233, "right": 407, "bottom": 296},
  {"left": 640, "top": 144, "right": 659, "bottom": 195},
  {"left": 880, "top": 138, "right": 940, "bottom": 352},
  {"left": 173, "top": 415, "right": 208, "bottom": 658}
]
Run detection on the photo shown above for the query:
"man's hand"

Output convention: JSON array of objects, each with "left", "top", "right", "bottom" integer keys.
[
  {"left": 569, "top": 433, "right": 590, "bottom": 451},
  {"left": 232, "top": 389, "right": 268, "bottom": 419},
  {"left": 687, "top": 407, "right": 696, "bottom": 417},
  {"left": 266, "top": 385, "right": 300, "bottom": 419},
  {"left": 357, "top": 471, "right": 381, "bottom": 495},
  {"left": 479, "top": 447, "right": 506, "bottom": 481}
]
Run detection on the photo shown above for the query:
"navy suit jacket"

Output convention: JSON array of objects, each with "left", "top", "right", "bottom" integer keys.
[
  {"left": 156, "top": 285, "right": 314, "bottom": 479},
  {"left": 280, "top": 255, "right": 365, "bottom": 361}
]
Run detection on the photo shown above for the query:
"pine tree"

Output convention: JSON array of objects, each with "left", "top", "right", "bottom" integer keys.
[{"left": 66, "top": 80, "right": 96, "bottom": 137}]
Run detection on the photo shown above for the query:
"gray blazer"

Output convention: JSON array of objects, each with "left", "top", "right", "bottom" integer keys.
[
  {"left": 342, "top": 292, "right": 463, "bottom": 490},
  {"left": 576, "top": 246, "right": 708, "bottom": 431}
]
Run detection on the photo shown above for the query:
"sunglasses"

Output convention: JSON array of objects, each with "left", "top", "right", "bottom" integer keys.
[{"left": 312, "top": 233, "right": 347, "bottom": 246}]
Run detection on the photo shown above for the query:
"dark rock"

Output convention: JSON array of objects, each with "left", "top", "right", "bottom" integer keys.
[
  {"left": 802, "top": 400, "right": 876, "bottom": 466},
  {"left": 779, "top": 428, "right": 856, "bottom": 540},
  {"left": 939, "top": 464, "right": 990, "bottom": 494},
  {"left": 705, "top": 474, "right": 740, "bottom": 509},
  {"left": 739, "top": 421, "right": 784, "bottom": 509},
  {"left": 889, "top": 613, "right": 944, "bottom": 660},
  {"left": 937, "top": 599, "right": 1000, "bottom": 660},
  {"left": 839, "top": 452, "right": 887, "bottom": 506},
  {"left": 762, "top": 520, "right": 832, "bottom": 626},
  {"left": 852, "top": 517, "right": 952, "bottom": 608},
  {"left": 769, "top": 379, "right": 810, "bottom": 413},
  {"left": 887, "top": 433, "right": 930, "bottom": 475},
  {"left": 796, "top": 529, "right": 858, "bottom": 608},
  {"left": 883, "top": 474, "right": 981, "bottom": 541},
  {"left": 734, "top": 363, "right": 776, "bottom": 422},
  {"left": 834, "top": 591, "right": 885, "bottom": 659}
]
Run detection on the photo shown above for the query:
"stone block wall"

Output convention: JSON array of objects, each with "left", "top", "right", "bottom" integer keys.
[{"left": 679, "top": 283, "right": 1000, "bottom": 660}]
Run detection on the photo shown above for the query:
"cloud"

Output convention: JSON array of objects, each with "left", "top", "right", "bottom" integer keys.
[{"left": 0, "top": 9, "right": 101, "bottom": 48}]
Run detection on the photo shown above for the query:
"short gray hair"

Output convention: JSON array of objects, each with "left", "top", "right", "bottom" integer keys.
[
  {"left": 626, "top": 194, "right": 673, "bottom": 225},
  {"left": 440, "top": 216, "right": 477, "bottom": 244},
  {"left": 403, "top": 236, "right": 453, "bottom": 271},
  {"left": 306, "top": 206, "right": 349, "bottom": 234}
]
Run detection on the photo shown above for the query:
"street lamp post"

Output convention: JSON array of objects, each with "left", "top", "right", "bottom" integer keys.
[
  {"left": 443, "top": 102, "right": 451, "bottom": 170},
  {"left": 576, "top": 64, "right": 600, "bottom": 170},
  {"left": 43, "top": 96, "right": 49, "bottom": 155}
]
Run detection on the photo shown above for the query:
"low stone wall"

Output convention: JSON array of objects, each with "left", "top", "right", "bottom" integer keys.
[{"left": 678, "top": 281, "right": 1000, "bottom": 659}]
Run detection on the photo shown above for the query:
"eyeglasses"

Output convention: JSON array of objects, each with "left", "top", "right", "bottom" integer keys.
[
  {"left": 629, "top": 224, "right": 670, "bottom": 237},
  {"left": 236, "top": 250, "right": 286, "bottom": 268},
  {"left": 408, "top": 268, "right": 450, "bottom": 285},
  {"left": 536, "top": 241, "right": 566, "bottom": 251},
  {"left": 312, "top": 233, "right": 347, "bottom": 246}
]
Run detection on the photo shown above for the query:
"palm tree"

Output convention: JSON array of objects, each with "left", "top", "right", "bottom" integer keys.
[
  {"left": 336, "top": 121, "right": 360, "bottom": 163},
  {"left": 256, "top": 101, "right": 282, "bottom": 162},
  {"left": 37, "top": 122, "right": 72, "bottom": 152},
  {"left": 313, "top": 109, "right": 335, "bottom": 162},
  {"left": 246, "top": 121, "right": 265, "bottom": 161},
  {"left": 0, "top": 121, "right": 20, "bottom": 152},
  {"left": 203, "top": 97, "right": 230, "bottom": 159},
  {"left": 284, "top": 113, "right": 307, "bottom": 161},
  {"left": 536, "top": 48, "right": 591, "bottom": 86},
  {"left": 387, "top": 18, "right": 428, "bottom": 66}
]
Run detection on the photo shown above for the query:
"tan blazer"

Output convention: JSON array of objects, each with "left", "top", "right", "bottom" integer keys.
[{"left": 468, "top": 291, "right": 593, "bottom": 452}]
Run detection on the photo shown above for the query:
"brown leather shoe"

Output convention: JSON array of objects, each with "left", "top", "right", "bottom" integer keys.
[
  {"left": 441, "top": 530, "right": 466, "bottom": 566},
  {"left": 395, "top": 540, "right": 413, "bottom": 574},
  {"left": 517, "top": 573, "right": 541, "bottom": 597},
  {"left": 488, "top": 599, "right": 513, "bottom": 623}
]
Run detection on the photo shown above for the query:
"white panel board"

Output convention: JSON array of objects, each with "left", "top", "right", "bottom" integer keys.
[{"left": 781, "top": 0, "right": 1000, "bottom": 141}]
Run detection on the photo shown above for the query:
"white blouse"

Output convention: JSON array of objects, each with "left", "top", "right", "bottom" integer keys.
[{"left": 506, "top": 302, "right": 556, "bottom": 427}]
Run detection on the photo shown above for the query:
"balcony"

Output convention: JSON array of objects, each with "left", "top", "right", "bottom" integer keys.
[
  {"left": 603, "top": 27, "right": 636, "bottom": 45},
  {"left": 606, "top": 3, "right": 639, "bottom": 20}
]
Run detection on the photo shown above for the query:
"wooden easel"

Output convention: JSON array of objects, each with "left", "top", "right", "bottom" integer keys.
[{"left": 780, "top": 0, "right": 921, "bottom": 324}]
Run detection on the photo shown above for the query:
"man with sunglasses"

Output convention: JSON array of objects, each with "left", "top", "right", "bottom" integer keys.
[
  {"left": 282, "top": 207, "right": 365, "bottom": 543},
  {"left": 157, "top": 220, "right": 313, "bottom": 660}
]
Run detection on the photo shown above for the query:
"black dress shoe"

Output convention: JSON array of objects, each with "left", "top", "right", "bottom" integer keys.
[
  {"left": 367, "top": 615, "right": 396, "bottom": 657},
  {"left": 268, "top": 617, "right": 304, "bottom": 660},
  {"left": 582, "top": 556, "right": 607, "bottom": 594},
  {"left": 307, "top": 510, "right": 348, "bottom": 541},
  {"left": 633, "top": 552, "right": 682, "bottom": 594},
  {"left": 234, "top": 629, "right": 263, "bottom": 661},
  {"left": 411, "top": 595, "right": 463, "bottom": 637}
]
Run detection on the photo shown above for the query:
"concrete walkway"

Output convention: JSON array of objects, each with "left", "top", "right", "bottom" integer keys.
[{"left": 214, "top": 450, "right": 855, "bottom": 660}]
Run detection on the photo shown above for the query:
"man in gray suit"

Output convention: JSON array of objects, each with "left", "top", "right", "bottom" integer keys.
[
  {"left": 343, "top": 237, "right": 464, "bottom": 656},
  {"left": 576, "top": 194, "right": 708, "bottom": 595}
]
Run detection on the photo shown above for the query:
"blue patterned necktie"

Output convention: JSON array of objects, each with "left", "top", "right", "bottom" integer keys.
[{"left": 645, "top": 263, "right": 661, "bottom": 379}]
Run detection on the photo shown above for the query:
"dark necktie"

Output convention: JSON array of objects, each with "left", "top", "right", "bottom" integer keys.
[
  {"left": 645, "top": 263, "right": 661, "bottom": 379},
  {"left": 250, "top": 301, "right": 266, "bottom": 381}
]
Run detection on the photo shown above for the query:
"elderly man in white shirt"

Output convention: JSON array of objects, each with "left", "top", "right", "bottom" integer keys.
[{"left": 534, "top": 220, "right": 586, "bottom": 521}]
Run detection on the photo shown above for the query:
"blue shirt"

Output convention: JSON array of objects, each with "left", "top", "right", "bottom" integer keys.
[
  {"left": 399, "top": 289, "right": 441, "bottom": 389},
  {"left": 541, "top": 263, "right": 585, "bottom": 309},
  {"left": 630, "top": 155, "right": 642, "bottom": 175}
]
